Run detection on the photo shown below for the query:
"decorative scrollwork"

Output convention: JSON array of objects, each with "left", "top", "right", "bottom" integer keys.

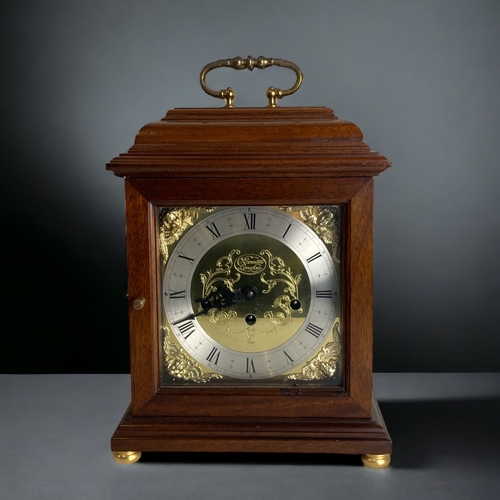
[
  {"left": 260, "top": 250, "right": 302, "bottom": 327},
  {"left": 200, "top": 249, "right": 242, "bottom": 302},
  {"left": 159, "top": 207, "right": 215, "bottom": 263},
  {"left": 224, "top": 324, "right": 277, "bottom": 344},
  {"left": 162, "top": 327, "right": 222, "bottom": 383},
  {"left": 198, "top": 248, "right": 302, "bottom": 341},
  {"left": 209, "top": 309, "right": 237, "bottom": 326},
  {"left": 284, "top": 321, "right": 341, "bottom": 381}
]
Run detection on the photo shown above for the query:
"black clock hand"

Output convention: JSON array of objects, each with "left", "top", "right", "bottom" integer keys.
[
  {"left": 171, "top": 309, "right": 208, "bottom": 325},
  {"left": 171, "top": 285, "right": 258, "bottom": 326},
  {"left": 171, "top": 286, "right": 242, "bottom": 326},
  {"left": 201, "top": 284, "right": 258, "bottom": 310}
]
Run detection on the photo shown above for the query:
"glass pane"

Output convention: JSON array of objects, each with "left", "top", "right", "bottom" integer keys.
[{"left": 157, "top": 206, "right": 343, "bottom": 387}]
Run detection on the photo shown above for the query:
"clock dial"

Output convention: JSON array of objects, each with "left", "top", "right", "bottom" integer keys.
[{"left": 159, "top": 206, "right": 341, "bottom": 383}]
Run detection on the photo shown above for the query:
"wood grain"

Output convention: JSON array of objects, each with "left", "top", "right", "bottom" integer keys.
[
  {"left": 109, "top": 105, "right": 392, "bottom": 457},
  {"left": 107, "top": 107, "right": 390, "bottom": 178}
]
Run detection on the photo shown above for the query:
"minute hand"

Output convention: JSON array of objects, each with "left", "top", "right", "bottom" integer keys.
[{"left": 171, "top": 310, "right": 208, "bottom": 326}]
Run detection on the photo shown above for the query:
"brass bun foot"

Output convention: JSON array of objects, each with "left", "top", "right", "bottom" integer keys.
[
  {"left": 361, "top": 453, "right": 391, "bottom": 469},
  {"left": 113, "top": 451, "right": 142, "bottom": 464}
]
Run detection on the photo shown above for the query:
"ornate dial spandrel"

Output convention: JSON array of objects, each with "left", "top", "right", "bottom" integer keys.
[
  {"left": 162, "top": 327, "right": 222, "bottom": 383},
  {"left": 281, "top": 206, "right": 340, "bottom": 263},
  {"left": 159, "top": 207, "right": 215, "bottom": 263},
  {"left": 158, "top": 205, "right": 343, "bottom": 386},
  {"left": 284, "top": 321, "right": 341, "bottom": 381}
]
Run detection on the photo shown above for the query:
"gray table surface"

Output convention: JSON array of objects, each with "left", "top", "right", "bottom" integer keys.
[{"left": 1, "top": 373, "right": 499, "bottom": 500}]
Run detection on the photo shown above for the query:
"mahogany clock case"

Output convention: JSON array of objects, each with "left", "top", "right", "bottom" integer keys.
[{"left": 107, "top": 106, "right": 392, "bottom": 456}]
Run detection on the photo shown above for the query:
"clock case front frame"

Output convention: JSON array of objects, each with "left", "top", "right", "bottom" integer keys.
[{"left": 108, "top": 107, "right": 392, "bottom": 456}]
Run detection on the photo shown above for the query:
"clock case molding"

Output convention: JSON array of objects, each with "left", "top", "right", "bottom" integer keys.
[{"left": 107, "top": 106, "right": 392, "bottom": 456}]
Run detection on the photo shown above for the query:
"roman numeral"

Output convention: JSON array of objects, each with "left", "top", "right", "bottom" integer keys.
[
  {"left": 169, "top": 290, "right": 186, "bottom": 299},
  {"left": 305, "top": 323, "right": 323, "bottom": 338},
  {"left": 316, "top": 290, "right": 333, "bottom": 299},
  {"left": 244, "top": 213, "right": 256, "bottom": 230},
  {"left": 306, "top": 252, "right": 322, "bottom": 263},
  {"left": 178, "top": 252, "right": 194, "bottom": 263},
  {"left": 282, "top": 224, "right": 291, "bottom": 239},
  {"left": 283, "top": 351, "right": 294, "bottom": 364},
  {"left": 177, "top": 320, "right": 196, "bottom": 339},
  {"left": 206, "top": 347, "right": 220, "bottom": 365},
  {"left": 246, "top": 358, "right": 256, "bottom": 373},
  {"left": 205, "top": 222, "right": 221, "bottom": 239}
]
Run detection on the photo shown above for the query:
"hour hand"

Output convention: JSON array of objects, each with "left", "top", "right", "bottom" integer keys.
[
  {"left": 199, "top": 285, "right": 242, "bottom": 310},
  {"left": 198, "top": 284, "right": 258, "bottom": 308},
  {"left": 171, "top": 286, "right": 237, "bottom": 326},
  {"left": 171, "top": 285, "right": 258, "bottom": 326},
  {"left": 171, "top": 285, "right": 257, "bottom": 326}
]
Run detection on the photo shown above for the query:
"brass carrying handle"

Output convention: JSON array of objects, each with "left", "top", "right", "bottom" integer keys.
[{"left": 200, "top": 56, "right": 303, "bottom": 108}]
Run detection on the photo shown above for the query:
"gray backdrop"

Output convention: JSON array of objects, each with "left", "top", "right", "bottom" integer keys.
[{"left": 1, "top": 0, "right": 499, "bottom": 373}]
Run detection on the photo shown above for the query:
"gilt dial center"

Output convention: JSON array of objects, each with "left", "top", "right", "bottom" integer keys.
[{"left": 191, "top": 232, "right": 311, "bottom": 354}]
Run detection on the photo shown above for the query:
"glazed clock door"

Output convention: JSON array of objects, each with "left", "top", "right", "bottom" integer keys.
[{"left": 158, "top": 205, "right": 343, "bottom": 386}]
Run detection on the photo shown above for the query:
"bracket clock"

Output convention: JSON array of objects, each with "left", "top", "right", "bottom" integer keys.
[{"left": 107, "top": 57, "right": 392, "bottom": 468}]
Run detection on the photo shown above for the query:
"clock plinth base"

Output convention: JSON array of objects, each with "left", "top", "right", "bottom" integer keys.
[
  {"left": 112, "top": 451, "right": 142, "bottom": 464},
  {"left": 361, "top": 453, "right": 391, "bottom": 469},
  {"left": 111, "top": 395, "right": 391, "bottom": 465}
]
